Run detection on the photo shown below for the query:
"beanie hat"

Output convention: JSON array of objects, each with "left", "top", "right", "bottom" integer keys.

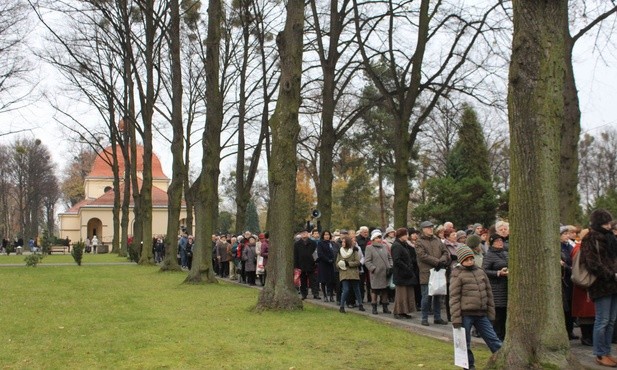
[
  {"left": 590, "top": 209, "right": 613, "bottom": 227},
  {"left": 466, "top": 234, "right": 481, "bottom": 249},
  {"left": 456, "top": 246, "right": 474, "bottom": 263},
  {"left": 395, "top": 227, "right": 408, "bottom": 239},
  {"left": 371, "top": 229, "right": 383, "bottom": 240},
  {"left": 456, "top": 230, "right": 467, "bottom": 241},
  {"left": 385, "top": 227, "right": 395, "bottom": 235},
  {"left": 559, "top": 226, "right": 569, "bottom": 235},
  {"left": 489, "top": 233, "right": 503, "bottom": 245}
]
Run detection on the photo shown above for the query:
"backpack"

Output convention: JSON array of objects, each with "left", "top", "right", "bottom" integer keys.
[{"left": 571, "top": 242, "right": 599, "bottom": 288}]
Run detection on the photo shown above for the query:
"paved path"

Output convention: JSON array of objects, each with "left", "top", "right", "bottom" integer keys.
[{"left": 228, "top": 277, "right": 607, "bottom": 369}]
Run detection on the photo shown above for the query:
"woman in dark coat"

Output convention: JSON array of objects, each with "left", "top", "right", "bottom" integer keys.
[
  {"left": 580, "top": 210, "right": 617, "bottom": 367},
  {"left": 391, "top": 228, "right": 419, "bottom": 320},
  {"left": 560, "top": 226, "right": 577, "bottom": 340},
  {"left": 317, "top": 230, "right": 336, "bottom": 302},
  {"left": 482, "top": 233, "right": 509, "bottom": 341}
]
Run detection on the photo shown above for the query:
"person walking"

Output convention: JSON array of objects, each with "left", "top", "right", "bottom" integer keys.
[
  {"left": 580, "top": 210, "right": 617, "bottom": 367},
  {"left": 91, "top": 235, "right": 99, "bottom": 254}
]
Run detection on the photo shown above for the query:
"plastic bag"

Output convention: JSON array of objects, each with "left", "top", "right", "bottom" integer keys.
[
  {"left": 428, "top": 268, "right": 447, "bottom": 296},
  {"left": 256, "top": 256, "right": 265, "bottom": 274}
]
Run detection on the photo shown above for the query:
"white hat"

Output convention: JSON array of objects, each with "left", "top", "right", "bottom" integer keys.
[
  {"left": 370, "top": 230, "right": 383, "bottom": 240},
  {"left": 337, "top": 260, "right": 347, "bottom": 270}
]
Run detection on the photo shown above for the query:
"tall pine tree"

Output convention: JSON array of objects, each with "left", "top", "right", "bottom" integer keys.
[{"left": 414, "top": 104, "right": 496, "bottom": 228}]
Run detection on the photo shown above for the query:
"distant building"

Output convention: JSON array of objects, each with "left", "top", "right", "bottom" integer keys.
[{"left": 58, "top": 145, "right": 189, "bottom": 247}]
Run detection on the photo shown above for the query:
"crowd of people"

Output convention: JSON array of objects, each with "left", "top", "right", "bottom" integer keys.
[{"left": 188, "top": 210, "right": 617, "bottom": 369}]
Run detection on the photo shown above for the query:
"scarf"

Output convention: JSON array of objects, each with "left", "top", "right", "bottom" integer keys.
[{"left": 340, "top": 246, "right": 353, "bottom": 259}]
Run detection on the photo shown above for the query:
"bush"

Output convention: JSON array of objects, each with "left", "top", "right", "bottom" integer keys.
[
  {"left": 127, "top": 242, "right": 140, "bottom": 263},
  {"left": 25, "top": 254, "right": 44, "bottom": 267},
  {"left": 5, "top": 244, "right": 14, "bottom": 256},
  {"left": 41, "top": 230, "right": 53, "bottom": 255},
  {"left": 72, "top": 241, "right": 85, "bottom": 266}
]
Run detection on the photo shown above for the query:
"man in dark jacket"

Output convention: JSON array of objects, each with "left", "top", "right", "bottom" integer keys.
[
  {"left": 294, "top": 229, "right": 320, "bottom": 299},
  {"left": 416, "top": 220, "right": 450, "bottom": 326}
]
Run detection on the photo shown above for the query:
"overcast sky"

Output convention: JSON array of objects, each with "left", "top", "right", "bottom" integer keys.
[{"left": 1, "top": 6, "right": 616, "bottom": 194}]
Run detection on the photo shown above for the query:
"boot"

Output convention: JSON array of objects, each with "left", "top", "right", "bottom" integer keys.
[
  {"left": 372, "top": 304, "right": 378, "bottom": 315},
  {"left": 339, "top": 307, "right": 346, "bottom": 314},
  {"left": 382, "top": 303, "right": 391, "bottom": 314},
  {"left": 358, "top": 304, "right": 366, "bottom": 312}
]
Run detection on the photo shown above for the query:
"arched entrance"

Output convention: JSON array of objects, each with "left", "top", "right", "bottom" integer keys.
[{"left": 87, "top": 218, "right": 103, "bottom": 240}]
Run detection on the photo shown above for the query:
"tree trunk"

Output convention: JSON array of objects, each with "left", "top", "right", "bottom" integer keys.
[
  {"left": 256, "top": 0, "right": 304, "bottom": 311},
  {"left": 392, "top": 115, "right": 411, "bottom": 228},
  {"left": 110, "top": 132, "right": 121, "bottom": 254},
  {"left": 487, "top": 1, "right": 580, "bottom": 367},
  {"left": 559, "top": 32, "right": 580, "bottom": 225},
  {"left": 184, "top": 0, "right": 222, "bottom": 284},
  {"left": 161, "top": 0, "right": 183, "bottom": 272},
  {"left": 138, "top": 0, "right": 156, "bottom": 265}
]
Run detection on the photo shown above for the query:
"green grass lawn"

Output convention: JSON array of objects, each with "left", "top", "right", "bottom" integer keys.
[
  {"left": 0, "top": 264, "right": 490, "bottom": 369},
  {"left": 0, "top": 253, "right": 128, "bottom": 265}
]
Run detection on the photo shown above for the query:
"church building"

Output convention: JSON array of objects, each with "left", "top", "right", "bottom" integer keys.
[{"left": 58, "top": 145, "right": 189, "bottom": 248}]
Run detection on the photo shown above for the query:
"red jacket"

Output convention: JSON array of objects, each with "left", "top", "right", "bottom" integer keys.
[{"left": 571, "top": 243, "right": 595, "bottom": 318}]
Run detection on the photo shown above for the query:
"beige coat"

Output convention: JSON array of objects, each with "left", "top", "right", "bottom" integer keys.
[
  {"left": 415, "top": 234, "right": 450, "bottom": 284},
  {"left": 336, "top": 247, "right": 361, "bottom": 281}
]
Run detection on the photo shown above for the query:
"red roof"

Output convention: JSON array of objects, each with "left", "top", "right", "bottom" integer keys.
[
  {"left": 89, "top": 145, "right": 168, "bottom": 179},
  {"left": 62, "top": 180, "right": 175, "bottom": 214}
]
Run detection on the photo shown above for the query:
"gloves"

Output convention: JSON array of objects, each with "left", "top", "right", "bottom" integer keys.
[{"left": 452, "top": 323, "right": 462, "bottom": 329}]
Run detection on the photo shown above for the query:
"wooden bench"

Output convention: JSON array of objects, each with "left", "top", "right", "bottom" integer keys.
[{"left": 49, "top": 246, "right": 69, "bottom": 254}]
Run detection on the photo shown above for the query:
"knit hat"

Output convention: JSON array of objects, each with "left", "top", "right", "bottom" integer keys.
[
  {"left": 337, "top": 259, "right": 347, "bottom": 270},
  {"left": 489, "top": 234, "right": 503, "bottom": 245},
  {"left": 590, "top": 209, "right": 613, "bottom": 227},
  {"left": 395, "top": 227, "right": 408, "bottom": 238},
  {"left": 385, "top": 227, "right": 395, "bottom": 235},
  {"left": 466, "top": 234, "right": 481, "bottom": 249},
  {"left": 371, "top": 230, "right": 383, "bottom": 240},
  {"left": 456, "top": 246, "right": 474, "bottom": 263},
  {"left": 456, "top": 230, "right": 467, "bottom": 241},
  {"left": 559, "top": 226, "right": 569, "bottom": 235}
]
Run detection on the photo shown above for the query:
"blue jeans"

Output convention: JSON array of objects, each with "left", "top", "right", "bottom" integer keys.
[
  {"left": 340, "top": 280, "right": 362, "bottom": 309},
  {"left": 462, "top": 315, "right": 502, "bottom": 367},
  {"left": 421, "top": 284, "right": 442, "bottom": 321},
  {"left": 593, "top": 294, "right": 617, "bottom": 356},
  {"left": 180, "top": 248, "right": 188, "bottom": 267}
]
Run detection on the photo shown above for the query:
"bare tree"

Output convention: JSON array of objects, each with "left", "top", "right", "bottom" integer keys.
[
  {"left": 0, "top": 0, "right": 34, "bottom": 117},
  {"left": 351, "top": 0, "right": 503, "bottom": 227},
  {"left": 559, "top": 2, "right": 617, "bottom": 224},
  {"left": 186, "top": 0, "right": 224, "bottom": 284},
  {"left": 256, "top": 0, "right": 305, "bottom": 310},
  {"left": 488, "top": 0, "right": 579, "bottom": 367}
]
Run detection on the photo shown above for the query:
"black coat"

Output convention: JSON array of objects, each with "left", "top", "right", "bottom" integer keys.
[
  {"left": 482, "top": 246, "right": 508, "bottom": 308},
  {"left": 317, "top": 240, "right": 336, "bottom": 284},
  {"left": 294, "top": 238, "right": 317, "bottom": 272},
  {"left": 391, "top": 239, "right": 419, "bottom": 286}
]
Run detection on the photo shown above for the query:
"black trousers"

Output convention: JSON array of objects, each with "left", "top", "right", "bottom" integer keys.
[
  {"left": 300, "top": 270, "right": 319, "bottom": 297},
  {"left": 493, "top": 307, "right": 507, "bottom": 341}
]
